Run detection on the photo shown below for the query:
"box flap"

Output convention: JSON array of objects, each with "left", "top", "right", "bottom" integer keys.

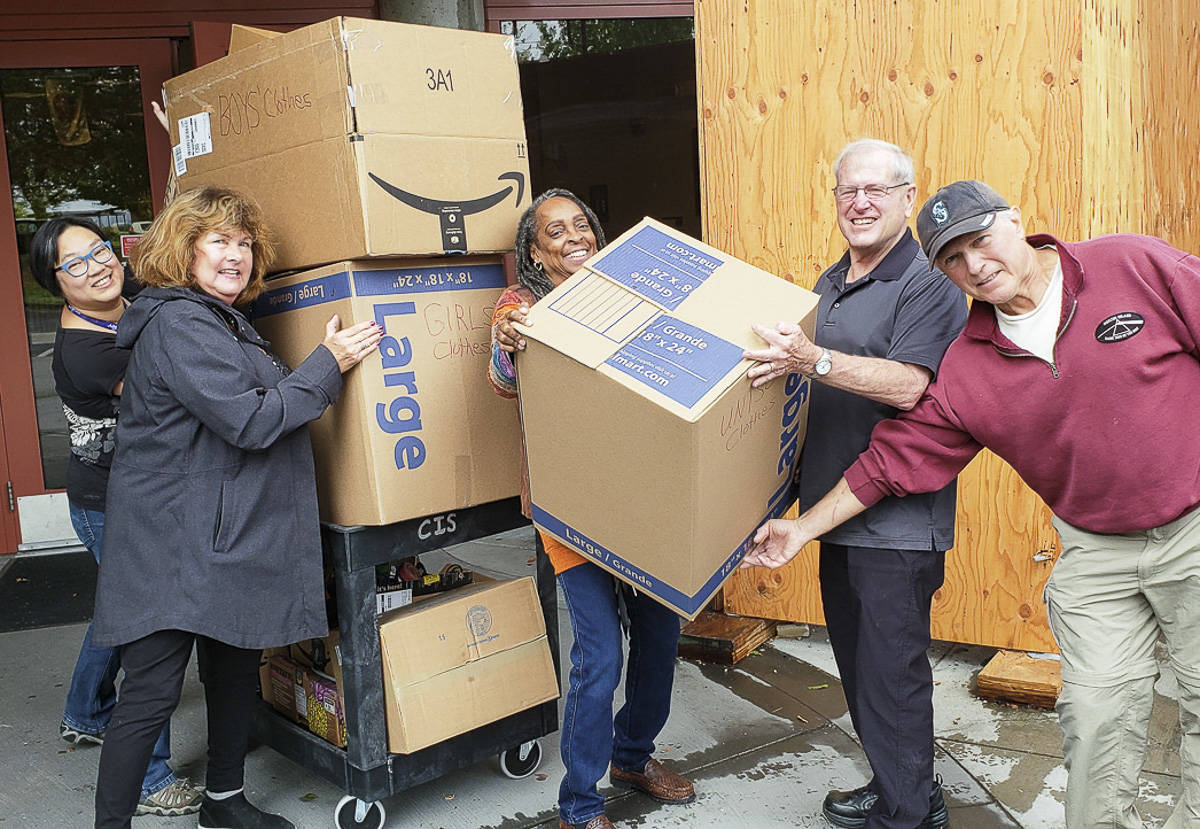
[
  {"left": 228, "top": 24, "right": 282, "bottom": 53},
  {"left": 166, "top": 18, "right": 351, "bottom": 173},
  {"left": 340, "top": 18, "right": 525, "bottom": 140},
  {"left": 521, "top": 217, "right": 818, "bottom": 420}
]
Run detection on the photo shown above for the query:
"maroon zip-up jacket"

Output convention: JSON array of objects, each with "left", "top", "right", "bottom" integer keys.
[{"left": 845, "top": 232, "right": 1200, "bottom": 534}]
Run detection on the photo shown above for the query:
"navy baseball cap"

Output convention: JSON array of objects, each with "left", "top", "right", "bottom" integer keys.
[{"left": 916, "top": 180, "right": 1011, "bottom": 263}]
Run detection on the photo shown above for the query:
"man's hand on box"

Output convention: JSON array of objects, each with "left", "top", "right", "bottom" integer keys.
[
  {"left": 739, "top": 518, "right": 810, "bottom": 570},
  {"left": 744, "top": 321, "right": 820, "bottom": 387},
  {"left": 323, "top": 315, "right": 383, "bottom": 373},
  {"left": 494, "top": 305, "right": 530, "bottom": 353}
]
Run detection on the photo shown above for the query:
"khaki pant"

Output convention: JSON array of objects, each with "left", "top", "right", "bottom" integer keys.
[{"left": 1048, "top": 506, "right": 1200, "bottom": 829}]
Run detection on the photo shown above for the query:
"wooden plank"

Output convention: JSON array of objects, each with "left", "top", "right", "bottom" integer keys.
[
  {"left": 974, "top": 649, "right": 1062, "bottom": 709},
  {"left": 677, "top": 611, "right": 776, "bottom": 665}
]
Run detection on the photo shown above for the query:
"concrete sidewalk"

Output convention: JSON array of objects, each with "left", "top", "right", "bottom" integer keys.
[{"left": 0, "top": 526, "right": 1183, "bottom": 828}]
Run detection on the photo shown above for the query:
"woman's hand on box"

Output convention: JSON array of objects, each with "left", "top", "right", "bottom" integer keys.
[
  {"left": 494, "top": 305, "right": 530, "bottom": 353},
  {"left": 323, "top": 315, "right": 383, "bottom": 373}
]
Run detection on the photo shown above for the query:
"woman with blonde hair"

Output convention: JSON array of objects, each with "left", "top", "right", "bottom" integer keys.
[{"left": 90, "top": 187, "right": 381, "bottom": 829}]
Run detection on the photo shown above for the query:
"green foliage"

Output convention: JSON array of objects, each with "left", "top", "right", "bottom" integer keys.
[
  {"left": 1, "top": 66, "right": 152, "bottom": 222},
  {"left": 514, "top": 18, "right": 695, "bottom": 63}
]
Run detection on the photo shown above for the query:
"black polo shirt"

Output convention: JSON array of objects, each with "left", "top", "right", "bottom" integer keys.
[{"left": 798, "top": 229, "right": 967, "bottom": 551}]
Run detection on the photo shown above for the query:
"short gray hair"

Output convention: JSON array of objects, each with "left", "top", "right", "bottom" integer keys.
[
  {"left": 514, "top": 188, "right": 607, "bottom": 301},
  {"left": 833, "top": 139, "right": 915, "bottom": 185}
]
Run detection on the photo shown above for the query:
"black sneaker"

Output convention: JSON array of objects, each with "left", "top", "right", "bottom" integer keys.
[
  {"left": 197, "top": 792, "right": 294, "bottom": 829},
  {"left": 60, "top": 720, "right": 104, "bottom": 746},
  {"left": 822, "top": 777, "right": 949, "bottom": 828}
]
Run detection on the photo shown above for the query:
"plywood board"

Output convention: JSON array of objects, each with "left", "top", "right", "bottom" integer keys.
[{"left": 698, "top": 0, "right": 1199, "bottom": 650}]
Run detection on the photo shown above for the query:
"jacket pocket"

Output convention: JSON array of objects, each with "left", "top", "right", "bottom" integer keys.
[{"left": 214, "top": 480, "right": 235, "bottom": 552}]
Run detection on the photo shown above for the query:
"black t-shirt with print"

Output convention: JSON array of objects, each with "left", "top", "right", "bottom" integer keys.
[{"left": 52, "top": 327, "right": 128, "bottom": 510}]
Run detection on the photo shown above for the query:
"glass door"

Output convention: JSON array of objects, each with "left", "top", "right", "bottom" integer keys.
[
  {"left": 0, "top": 39, "right": 172, "bottom": 553},
  {"left": 495, "top": 16, "right": 700, "bottom": 242}
]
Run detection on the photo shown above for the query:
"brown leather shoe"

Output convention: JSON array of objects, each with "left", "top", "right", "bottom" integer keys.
[
  {"left": 609, "top": 757, "right": 696, "bottom": 804},
  {"left": 558, "top": 816, "right": 614, "bottom": 829}
]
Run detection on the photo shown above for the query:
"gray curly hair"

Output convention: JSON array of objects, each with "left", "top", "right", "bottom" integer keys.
[{"left": 514, "top": 188, "right": 607, "bottom": 301}]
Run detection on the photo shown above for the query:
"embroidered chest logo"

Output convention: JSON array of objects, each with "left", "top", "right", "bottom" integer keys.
[{"left": 1094, "top": 312, "right": 1145, "bottom": 343}]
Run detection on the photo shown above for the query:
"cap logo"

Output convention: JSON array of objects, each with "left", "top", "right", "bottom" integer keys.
[{"left": 931, "top": 201, "right": 949, "bottom": 226}]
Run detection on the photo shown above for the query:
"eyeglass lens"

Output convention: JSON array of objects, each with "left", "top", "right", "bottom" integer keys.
[
  {"left": 833, "top": 183, "right": 909, "bottom": 202},
  {"left": 62, "top": 242, "right": 114, "bottom": 277}
]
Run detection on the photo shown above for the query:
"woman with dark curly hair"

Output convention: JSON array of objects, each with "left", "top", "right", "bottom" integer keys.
[
  {"left": 490, "top": 189, "right": 695, "bottom": 829},
  {"left": 90, "top": 187, "right": 381, "bottom": 829}
]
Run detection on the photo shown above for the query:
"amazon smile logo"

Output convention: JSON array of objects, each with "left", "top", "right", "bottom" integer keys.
[{"left": 369, "top": 171, "right": 526, "bottom": 253}]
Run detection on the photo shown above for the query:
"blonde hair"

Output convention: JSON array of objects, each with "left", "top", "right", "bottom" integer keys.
[{"left": 130, "top": 187, "right": 275, "bottom": 305}]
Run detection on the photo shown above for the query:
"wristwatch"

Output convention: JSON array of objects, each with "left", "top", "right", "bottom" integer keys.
[{"left": 813, "top": 348, "right": 833, "bottom": 377}]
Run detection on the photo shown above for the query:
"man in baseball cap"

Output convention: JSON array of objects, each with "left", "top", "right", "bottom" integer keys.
[
  {"left": 743, "top": 179, "right": 1200, "bottom": 828},
  {"left": 915, "top": 180, "right": 1011, "bottom": 264}
]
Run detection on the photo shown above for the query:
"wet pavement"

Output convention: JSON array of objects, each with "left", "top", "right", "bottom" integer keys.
[{"left": 0, "top": 525, "right": 1183, "bottom": 827}]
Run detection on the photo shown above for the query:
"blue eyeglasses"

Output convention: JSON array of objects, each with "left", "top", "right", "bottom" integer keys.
[{"left": 57, "top": 240, "right": 116, "bottom": 278}]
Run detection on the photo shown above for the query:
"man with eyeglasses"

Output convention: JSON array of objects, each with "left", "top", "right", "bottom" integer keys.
[
  {"left": 745, "top": 179, "right": 1200, "bottom": 829},
  {"left": 744, "top": 139, "right": 966, "bottom": 828}
]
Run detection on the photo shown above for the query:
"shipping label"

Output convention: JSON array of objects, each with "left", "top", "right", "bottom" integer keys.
[
  {"left": 589, "top": 225, "right": 724, "bottom": 311},
  {"left": 605, "top": 315, "right": 743, "bottom": 408},
  {"left": 176, "top": 113, "right": 213, "bottom": 162}
]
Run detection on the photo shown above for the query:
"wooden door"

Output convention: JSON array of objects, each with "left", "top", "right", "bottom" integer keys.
[{"left": 0, "top": 38, "right": 172, "bottom": 553}]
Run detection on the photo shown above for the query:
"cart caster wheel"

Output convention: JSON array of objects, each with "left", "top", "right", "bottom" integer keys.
[
  {"left": 334, "top": 795, "right": 385, "bottom": 829},
  {"left": 499, "top": 739, "right": 543, "bottom": 779}
]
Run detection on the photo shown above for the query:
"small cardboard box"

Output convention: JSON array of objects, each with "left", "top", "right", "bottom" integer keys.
[
  {"left": 516, "top": 218, "right": 820, "bottom": 619},
  {"left": 259, "top": 653, "right": 305, "bottom": 724},
  {"left": 289, "top": 631, "right": 347, "bottom": 747},
  {"left": 250, "top": 257, "right": 522, "bottom": 526},
  {"left": 165, "top": 16, "right": 530, "bottom": 271},
  {"left": 378, "top": 577, "right": 558, "bottom": 754}
]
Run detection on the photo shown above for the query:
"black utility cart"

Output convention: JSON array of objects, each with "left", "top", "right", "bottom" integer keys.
[{"left": 249, "top": 498, "right": 560, "bottom": 829}]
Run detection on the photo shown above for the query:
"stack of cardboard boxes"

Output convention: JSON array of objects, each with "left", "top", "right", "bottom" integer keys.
[{"left": 166, "top": 17, "right": 557, "bottom": 752}]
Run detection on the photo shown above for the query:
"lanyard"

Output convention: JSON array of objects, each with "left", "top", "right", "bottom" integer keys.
[{"left": 66, "top": 304, "right": 119, "bottom": 332}]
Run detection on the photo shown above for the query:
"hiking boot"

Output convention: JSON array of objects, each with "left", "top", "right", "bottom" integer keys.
[
  {"left": 136, "top": 777, "right": 203, "bottom": 816},
  {"left": 60, "top": 720, "right": 104, "bottom": 746},
  {"left": 197, "top": 791, "right": 295, "bottom": 829}
]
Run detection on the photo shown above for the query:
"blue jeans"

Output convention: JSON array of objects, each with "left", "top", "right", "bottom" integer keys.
[
  {"left": 63, "top": 504, "right": 176, "bottom": 798},
  {"left": 557, "top": 562, "right": 682, "bottom": 825}
]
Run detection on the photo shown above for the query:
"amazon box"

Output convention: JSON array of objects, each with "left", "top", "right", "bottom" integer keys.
[
  {"left": 250, "top": 256, "right": 521, "bottom": 526},
  {"left": 516, "top": 218, "right": 820, "bottom": 619},
  {"left": 259, "top": 653, "right": 305, "bottom": 723},
  {"left": 378, "top": 577, "right": 558, "bottom": 754},
  {"left": 165, "top": 17, "right": 529, "bottom": 271}
]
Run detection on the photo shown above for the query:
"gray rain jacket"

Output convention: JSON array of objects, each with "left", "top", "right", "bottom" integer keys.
[{"left": 92, "top": 286, "right": 341, "bottom": 649}]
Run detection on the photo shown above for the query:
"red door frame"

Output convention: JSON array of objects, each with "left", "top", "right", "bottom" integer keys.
[
  {"left": 485, "top": 0, "right": 693, "bottom": 29},
  {"left": 0, "top": 37, "right": 173, "bottom": 550}
]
